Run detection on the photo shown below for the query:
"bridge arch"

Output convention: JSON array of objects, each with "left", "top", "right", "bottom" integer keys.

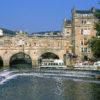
[
  {"left": 0, "top": 56, "right": 3, "bottom": 68},
  {"left": 38, "top": 52, "right": 59, "bottom": 65},
  {"left": 9, "top": 52, "right": 32, "bottom": 68},
  {"left": 40, "top": 52, "right": 59, "bottom": 59}
]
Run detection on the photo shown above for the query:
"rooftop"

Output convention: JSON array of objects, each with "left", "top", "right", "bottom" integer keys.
[
  {"left": 76, "top": 10, "right": 93, "bottom": 14},
  {"left": 74, "top": 7, "right": 95, "bottom": 14}
]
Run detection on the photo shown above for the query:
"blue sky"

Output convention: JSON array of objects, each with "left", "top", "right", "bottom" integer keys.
[{"left": 0, "top": 0, "right": 99, "bottom": 33}]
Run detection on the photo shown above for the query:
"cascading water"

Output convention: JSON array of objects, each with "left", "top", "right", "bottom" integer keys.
[
  {"left": 0, "top": 68, "right": 100, "bottom": 85},
  {"left": 0, "top": 68, "right": 100, "bottom": 100}
]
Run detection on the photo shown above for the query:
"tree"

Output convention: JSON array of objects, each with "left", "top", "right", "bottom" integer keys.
[
  {"left": 89, "top": 8, "right": 100, "bottom": 59},
  {"left": 94, "top": 9, "right": 100, "bottom": 36},
  {"left": 89, "top": 37, "right": 100, "bottom": 58}
]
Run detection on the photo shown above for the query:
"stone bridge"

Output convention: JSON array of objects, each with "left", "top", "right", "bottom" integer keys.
[{"left": 0, "top": 32, "right": 71, "bottom": 68}]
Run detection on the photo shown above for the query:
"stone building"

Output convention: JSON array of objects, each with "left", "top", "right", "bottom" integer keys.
[{"left": 63, "top": 7, "right": 96, "bottom": 61}]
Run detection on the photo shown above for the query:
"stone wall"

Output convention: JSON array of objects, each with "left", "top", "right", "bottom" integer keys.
[{"left": 0, "top": 32, "right": 71, "bottom": 67}]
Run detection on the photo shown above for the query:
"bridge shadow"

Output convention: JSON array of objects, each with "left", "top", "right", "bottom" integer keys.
[
  {"left": 0, "top": 57, "right": 3, "bottom": 69},
  {"left": 40, "top": 52, "right": 59, "bottom": 59},
  {"left": 9, "top": 52, "right": 32, "bottom": 69}
]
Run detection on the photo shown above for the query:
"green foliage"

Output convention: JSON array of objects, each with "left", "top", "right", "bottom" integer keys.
[
  {"left": 89, "top": 8, "right": 100, "bottom": 59},
  {"left": 95, "top": 21, "right": 100, "bottom": 36},
  {"left": 91, "top": 37, "right": 100, "bottom": 58},
  {"left": 95, "top": 9, "right": 100, "bottom": 19},
  {"left": 94, "top": 9, "right": 100, "bottom": 36},
  {"left": 89, "top": 37, "right": 100, "bottom": 58}
]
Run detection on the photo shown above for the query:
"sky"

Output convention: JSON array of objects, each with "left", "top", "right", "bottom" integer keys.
[{"left": 0, "top": 0, "right": 99, "bottom": 33}]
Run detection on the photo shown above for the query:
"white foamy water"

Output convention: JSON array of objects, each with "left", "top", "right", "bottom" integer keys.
[
  {"left": 72, "top": 78, "right": 100, "bottom": 84},
  {"left": 0, "top": 69, "right": 18, "bottom": 84},
  {"left": 0, "top": 69, "right": 100, "bottom": 85},
  {"left": 0, "top": 74, "right": 18, "bottom": 85}
]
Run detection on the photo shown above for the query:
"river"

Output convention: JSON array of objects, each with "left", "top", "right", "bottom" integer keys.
[{"left": 0, "top": 68, "right": 100, "bottom": 100}]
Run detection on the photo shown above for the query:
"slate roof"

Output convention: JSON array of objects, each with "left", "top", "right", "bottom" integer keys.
[{"left": 76, "top": 10, "right": 93, "bottom": 14}]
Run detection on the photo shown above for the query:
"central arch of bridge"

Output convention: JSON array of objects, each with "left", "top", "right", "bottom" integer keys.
[
  {"left": 38, "top": 52, "right": 59, "bottom": 66},
  {"left": 40, "top": 52, "right": 59, "bottom": 59},
  {"left": 9, "top": 52, "right": 32, "bottom": 69}
]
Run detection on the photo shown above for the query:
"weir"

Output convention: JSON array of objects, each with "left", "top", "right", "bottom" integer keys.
[{"left": 0, "top": 68, "right": 100, "bottom": 85}]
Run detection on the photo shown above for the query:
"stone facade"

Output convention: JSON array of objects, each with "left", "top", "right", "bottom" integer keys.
[
  {"left": 0, "top": 30, "right": 71, "bottom": 67},
  {"left": 64, "top": 7, "right": 96, "bottom": 61}
]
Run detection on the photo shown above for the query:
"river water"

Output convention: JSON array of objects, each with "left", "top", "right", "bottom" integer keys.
[{"left": 0, "top": 69, "right": 100, "bottom": 100}]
